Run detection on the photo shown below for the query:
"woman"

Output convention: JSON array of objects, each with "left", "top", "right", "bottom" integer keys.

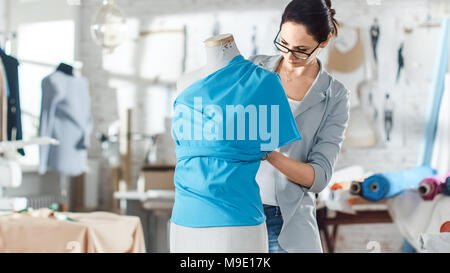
[{"left": 249, "top": 0, "right": 350, "bottom": 253}]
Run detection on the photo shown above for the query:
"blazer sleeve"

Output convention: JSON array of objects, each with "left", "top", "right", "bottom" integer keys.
[
  {"left": 38, "top": 77, "right": 63, "bottom": 174},
  {"left": 76, "top": 79, "right": 93, "bottom": 150},
  {"left": 303, "top": 87, "right": 350, "bottom": 193}
]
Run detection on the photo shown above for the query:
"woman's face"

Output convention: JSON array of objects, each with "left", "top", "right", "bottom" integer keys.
[{"left": 279, "top": 21, "right": 331, "bottom": 68}]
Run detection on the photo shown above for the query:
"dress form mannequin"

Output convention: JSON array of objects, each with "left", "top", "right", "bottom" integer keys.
[
  {"left": 176, "top": 34, "right": 240, "bottom": 93},
  {"left": 170, "top": 34, "right": 268, "bottom": 253}
]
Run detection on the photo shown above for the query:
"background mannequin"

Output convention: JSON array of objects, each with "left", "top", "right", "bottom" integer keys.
[{"left": 170, "top": 34, "right": 268, "bottom": 253}]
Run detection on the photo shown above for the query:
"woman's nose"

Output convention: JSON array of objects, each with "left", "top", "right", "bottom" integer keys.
[{"left": 286, "top": 52, "right": 296, "bottom": 61}]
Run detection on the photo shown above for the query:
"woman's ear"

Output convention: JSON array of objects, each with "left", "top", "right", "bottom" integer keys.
[{"left": 320, "top": 32, "right": 333, "bottom": 48}]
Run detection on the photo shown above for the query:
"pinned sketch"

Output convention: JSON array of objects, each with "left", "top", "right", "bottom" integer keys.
[
  {"left": 370, "top": 18, "right": 380, "bottom": 64},
  {"left": 327, "top": 28, "right": 364, "bottom": 73},
  {"left": 396, "top": 42, "right": 404, "bottom": 83}
]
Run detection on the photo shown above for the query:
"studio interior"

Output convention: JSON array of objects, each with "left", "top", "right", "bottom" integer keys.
[{"left": 0, "top": 0, "right": 449, "bottom": 254}]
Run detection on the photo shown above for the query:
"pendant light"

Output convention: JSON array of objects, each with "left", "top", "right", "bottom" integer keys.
[{"left": 90, "top": 0, "right": 127, "bottom": 53}]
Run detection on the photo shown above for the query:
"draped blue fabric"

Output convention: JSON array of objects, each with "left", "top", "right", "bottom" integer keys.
[{"left": 170, "top": 55, "right": 301, "bottom": 227}]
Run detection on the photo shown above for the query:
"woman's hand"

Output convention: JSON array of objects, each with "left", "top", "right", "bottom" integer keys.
[{"left": 267, "top": 151, "right": 315, "bottom": 188}]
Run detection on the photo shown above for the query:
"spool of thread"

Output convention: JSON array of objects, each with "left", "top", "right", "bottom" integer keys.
[
  {"left": 418, "top": 175, "right": 444, "bottom": 201},
  {"left": 442, "top": 176, "right": 450, "bottom": 196},
  {"left": 350, "top": 181, "right": 363, "bottom": 196},
  {"left": 440, "top": 221, "right": 450, "bottom": 233}
]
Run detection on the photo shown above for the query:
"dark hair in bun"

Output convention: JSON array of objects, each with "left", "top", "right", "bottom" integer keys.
[{"left": 281, "top": 0, "right": 339, "bottom": 43}]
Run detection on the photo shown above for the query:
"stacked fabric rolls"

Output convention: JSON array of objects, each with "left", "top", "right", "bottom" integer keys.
[{"left": 348, "top": 166, "right": 437, "bottom": 201}]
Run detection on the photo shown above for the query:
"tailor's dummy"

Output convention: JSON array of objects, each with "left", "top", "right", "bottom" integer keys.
[{"left": 170, "top": 34, "right": 268, "bottom": 253}]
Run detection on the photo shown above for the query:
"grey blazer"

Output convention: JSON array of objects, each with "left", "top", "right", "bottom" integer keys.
[
  {"left": 39, "top": 71, "right": 92, "bottom": 176},
  {"left": 249, "top": 54, "right": 350, "bottom": 253}
]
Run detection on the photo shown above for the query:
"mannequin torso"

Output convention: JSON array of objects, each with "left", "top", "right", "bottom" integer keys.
[
  {"left": 170, "top": 34, "right": 268, "bottom": 253},
  {"left": 176, "top": 34, "right": 240, "bottom": 93}
]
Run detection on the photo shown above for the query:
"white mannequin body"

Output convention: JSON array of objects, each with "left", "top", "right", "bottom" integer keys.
[
  {"left": 176, "top": 34, "right": 239, "bottom": 93},
  {"left": 170, "top": 34, "right": 268, "bottom": 253}
]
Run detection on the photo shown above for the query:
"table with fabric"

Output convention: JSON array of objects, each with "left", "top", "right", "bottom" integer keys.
[
  {"left": 387, "top": 189, "right": 450, "bottom": 252},
  {"left": 0, "top": 211, "right": 146, "bottom": 253}
]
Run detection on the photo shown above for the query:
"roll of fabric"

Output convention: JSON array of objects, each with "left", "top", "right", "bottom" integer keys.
[
  {"left": 349, "top": 181, "right": 363, "bottom": 196},
  {"left": 418, "top": 175, "right": 445, "bottom": 201},
  {"left": 361, "top": 166, "right": 437, "bottom": 201},
  {"left": 443, "top": 176, "right": 450, "bottom": 196},
  {"left": 440, "top": 221, "right": 450, "bottom": 233}
]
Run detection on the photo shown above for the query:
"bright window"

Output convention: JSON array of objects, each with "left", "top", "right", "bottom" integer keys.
[{"left": 16, "top": 20, "right": 74, "bottom": 167}]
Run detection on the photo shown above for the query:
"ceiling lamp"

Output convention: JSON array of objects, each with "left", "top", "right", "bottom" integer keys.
[{"left": 90, "top": 0, "right": 127, "bottom": 53}]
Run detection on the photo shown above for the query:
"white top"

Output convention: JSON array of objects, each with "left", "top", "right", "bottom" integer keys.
[
  {"left": 256, "top": 97, "right": 302, "bottom": 206},
  {"left": 288, "top": 97, "right": 303, "bottom": 113}
]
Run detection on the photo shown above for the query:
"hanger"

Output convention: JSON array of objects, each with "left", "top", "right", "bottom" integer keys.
[{"left": 56, "top": 62, "right": 74, "bottom": 76}]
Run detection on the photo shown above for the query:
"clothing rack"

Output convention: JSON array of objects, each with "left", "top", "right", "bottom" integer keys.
[
  {"left": 0, "top": 32, "right": 15, "bottom": 142},
  {"left": 18, "top": 59, "right": 84, "bottom": 71}
]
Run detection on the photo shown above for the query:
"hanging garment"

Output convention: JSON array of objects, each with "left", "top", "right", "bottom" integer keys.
[
  {"left": 396, "top": 43, "right": 405, "bottom": 83},
  {"left": 361, "top": 166, "right": 437, "bottom": 201},
  {"left": 0, "top": 58, "right": 9, "bottom": 141},
  {"left": 384, "top": 93, "right": 394, "bottom": 142},
  {"left": 39, "top": 71, "right": 92, "bottom": 176},
  {"left": 327, "top": 28, "right": 364, "bottom": 73},
  {"left": 370, "top": 20, "right": 380, "bottom": 63},
  {"left": 170, "top": 54, "right": 301, "bottom": 228},
  {"left": 0, "top": 48, "right": 24, "bottom": 155}
]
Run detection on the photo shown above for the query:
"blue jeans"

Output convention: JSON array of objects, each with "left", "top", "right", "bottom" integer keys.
[{"left": 263, "top": 204, "right": 288, "bottom": 253}]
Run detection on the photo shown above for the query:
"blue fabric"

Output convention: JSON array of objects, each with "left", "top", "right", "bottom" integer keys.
[
  {"left": 418, "top": 18, "right": 449, "bottom": 166},
  {"left": 0, "top": 48, "right": 24, "bottom": 155},
  {"left": 361, "top": 166, "right": 437, "bottom": 201},
  {"left": 401, "top": 239, "right": 417, "bottom": 253},
  {"left": 263, "top": 205, "right": 288, "bottom": 253},
  {"left": 170, "top": 54, "right": 301, "bottom": 227}
]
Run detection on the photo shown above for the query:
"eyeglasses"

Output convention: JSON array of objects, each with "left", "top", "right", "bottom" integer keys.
[{"left": 273, "top": 29, "right": 321, "bottom": 60}]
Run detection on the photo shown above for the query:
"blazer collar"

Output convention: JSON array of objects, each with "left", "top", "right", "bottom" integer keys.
[{"left": 265, "top": 54, "right": 330, "bottom": 118}]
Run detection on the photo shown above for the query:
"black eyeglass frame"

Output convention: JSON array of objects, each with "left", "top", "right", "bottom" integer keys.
[{"left": 273, "top": 29, "right": 321, "bottom": 60}]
